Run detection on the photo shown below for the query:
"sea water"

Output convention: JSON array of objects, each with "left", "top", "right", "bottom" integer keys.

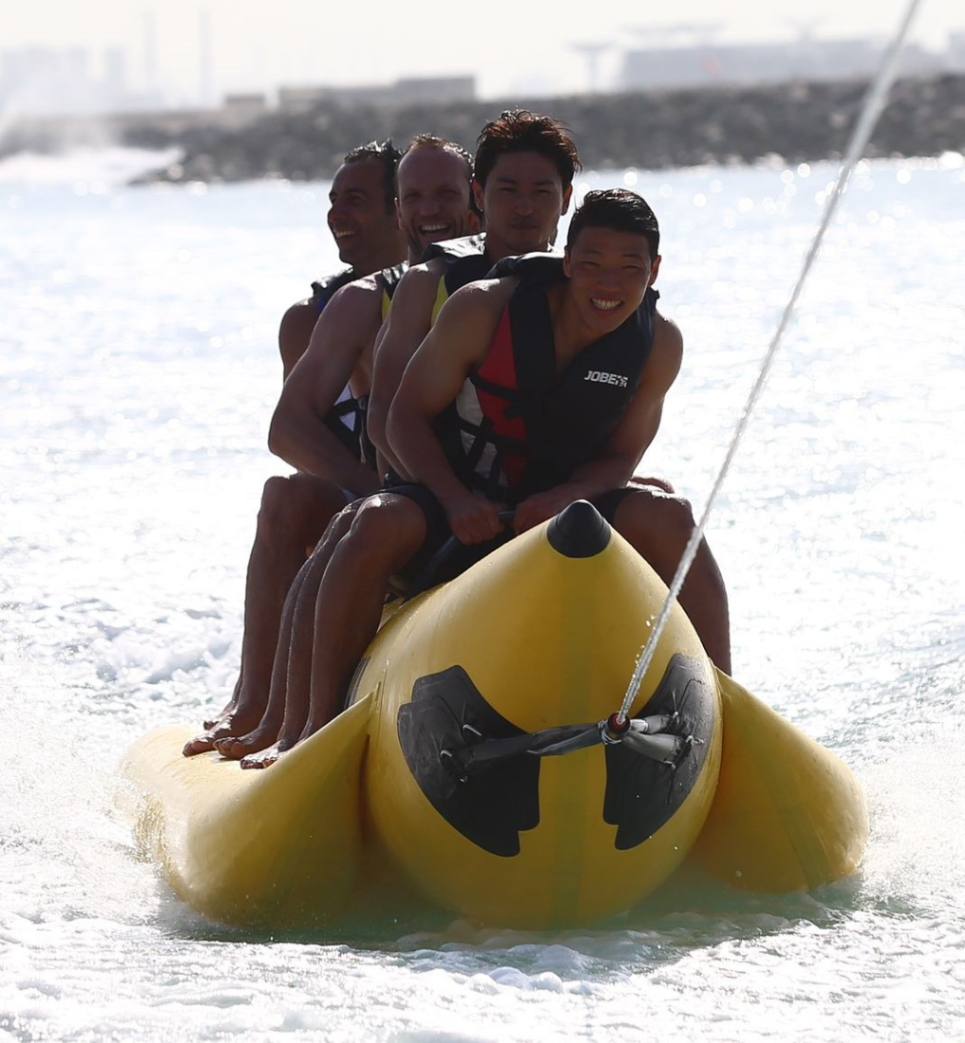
[{"left": 1, "top": 147, "right": 963, "bottom": 1041}]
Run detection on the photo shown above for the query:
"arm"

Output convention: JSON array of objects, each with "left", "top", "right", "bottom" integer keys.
[
  {"left": 367, "top": 264, "right": 442, "bottom": 473},
  {"left": 268, "top": 283, "right": 382, "bottom": 497},
  {"left": 386, "top": 282, "right": 511, "bottom": 544},
  {"left": 278, "top": 300, "right": 320, "bottom": 382},
  {"left": 514, "top": 316, "right": 684, "bottom": 532}
]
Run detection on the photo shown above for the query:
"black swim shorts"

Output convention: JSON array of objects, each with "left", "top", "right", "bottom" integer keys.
[{"left": 382, "top": 482, "right": 635, "bottom": 596}]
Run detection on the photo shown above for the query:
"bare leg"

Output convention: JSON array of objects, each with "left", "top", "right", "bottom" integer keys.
[
  {"left": 203, "top": 672, "right": 242, "bottom": 730},
  {"left": 183, "top": 474, "right": 349, "bottom": 756},
  {"left": 222, "top": 503, "right": 360, "bottom": 762},
  {"left": 244, "top": 494, "right": 426, "bottom": 768},
  {"left": 612, "top": 489, "right": 732, "bottom": 674},
  {"left": 214, "top": 558, "right": 311, "bottom": 760}
]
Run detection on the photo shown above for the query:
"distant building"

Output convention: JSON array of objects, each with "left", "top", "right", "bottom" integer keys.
[
  {"left": 617, "top": 36, "right": 945, "bottom": 91},
  {"left": 222, "top": 92, "right": 268, "bottom": 121},
  {"left": 278, "top": 75, "right": 476, "bottom": 112},
  {"left": 393, "top": 76, "right": 475, "bottom": 104}
]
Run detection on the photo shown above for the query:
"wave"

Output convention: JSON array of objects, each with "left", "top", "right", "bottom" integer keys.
[{"left": 0, "top": 145, "right": 180, "bottom": 187}]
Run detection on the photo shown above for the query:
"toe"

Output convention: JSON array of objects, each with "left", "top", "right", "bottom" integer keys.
[{"left": 182, "top": 735, "right": 215, "bottom": 757}]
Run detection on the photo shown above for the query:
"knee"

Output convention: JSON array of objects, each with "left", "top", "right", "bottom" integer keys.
[
  {"left": 630, "top": 474, "right": 676, "bottom": 495},
  {"left": 256, "top": 476, "right": 317, "bottom": 546},
  {"left": 309, "top": 498, "right": 361, "bottom": 554},
  {"left": 615, "top": 490, "right": 696, "bottom": 546},
  {"left": 658, "top": 494, "right": 696, "bottom": 537},
  {"left": 331, "top": 499, "right": 362, "bottom": 540},
  {"left": 258, "top": 477, "right": 295, "bottom": 530},
  {"left": 340, "top": 496, "right": 426, "bottom": 571}
]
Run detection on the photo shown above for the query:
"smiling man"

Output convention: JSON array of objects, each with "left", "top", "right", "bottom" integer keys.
[
  {"left": 366, "top": 109, "right": 578, "bottom": 475},
  {"left": 240, "top": 189, "right": 731, "bottom": 767},
  {"left": 278, "top": 141, "right": 406, "bottom": 381},
  {"left": 185, "top": 135, "right": 479, "bottom": 757}
]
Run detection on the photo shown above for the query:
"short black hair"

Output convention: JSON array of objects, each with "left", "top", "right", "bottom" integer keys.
[
  {"left": 565, "top": 189, "right": 660, "bottom": 260},
  {"left": 343, "top": 139, "right": 403, "bottom": 212},
  {"left": 474, "top": 110, "right": 581, "bottom": 190}
]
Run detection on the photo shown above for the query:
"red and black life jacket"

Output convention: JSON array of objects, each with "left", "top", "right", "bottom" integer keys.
[{"left": 437, "top": 254, "right": 658, "bottom": 503}]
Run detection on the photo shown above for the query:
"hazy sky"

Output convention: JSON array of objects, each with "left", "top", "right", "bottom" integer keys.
[{"left": 3, "top": 0, "right": 962, "bottom": 102}]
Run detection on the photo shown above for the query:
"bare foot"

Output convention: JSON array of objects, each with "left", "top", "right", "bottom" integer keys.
[
  {"left": 214, "top": 720, "right": 280, "bottom": 761},
  {"left": 182, "top": 706, "right": 265, "bottom": 757},
  {"left": 239, "top": 738, "right": 292, "bottom": 770}
]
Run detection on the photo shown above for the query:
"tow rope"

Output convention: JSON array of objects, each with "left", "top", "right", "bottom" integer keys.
[
  {"left": 442, "top": 0, "right": 923, "bottom": 780},
  {"left": 614, "top": 0, "right": 924, "bottom": 727},
  {"left": 440, "top": 713, "right": 696, "bottom": 784}
]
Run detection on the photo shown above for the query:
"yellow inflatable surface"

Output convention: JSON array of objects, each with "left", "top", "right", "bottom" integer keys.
[{"left": 120, "top": 502, "right": 867, "bottom": 930}]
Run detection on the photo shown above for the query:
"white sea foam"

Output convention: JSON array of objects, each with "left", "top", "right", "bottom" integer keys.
[{"left": 0, "top": 145, "right": 180, "bottom": 186}]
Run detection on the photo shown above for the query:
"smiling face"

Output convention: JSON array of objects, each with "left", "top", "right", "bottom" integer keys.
[
  {"left": 395, "top": 146, "right": 476, "bottom": 260},
  {"left": 326, "top": 159, "right": 400, "bottom": 267},
  {"left": 563, "top": 225, "right": 660, "bottom": 334},
  {"left": 474, "top": 151, "right": 572, "bottom": 258}
]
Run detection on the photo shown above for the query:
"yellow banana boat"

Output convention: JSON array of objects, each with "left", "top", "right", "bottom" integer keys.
[{"left": 120, "top": 502, "right": 867, "bottom": 930}]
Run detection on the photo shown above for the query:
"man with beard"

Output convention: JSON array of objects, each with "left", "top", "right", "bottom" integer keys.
[{"left": 186, "top": 135, "right": 478, "bottom": 756}]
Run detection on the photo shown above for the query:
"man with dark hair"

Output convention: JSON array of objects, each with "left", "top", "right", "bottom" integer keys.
[
  {"left": 186, "top": 135, "right": 478, "bottom": 757},
  {"left": 471, "top": 107, "right": 580, "bottom": 210},
  {"left": 239, "top": 189, "right": 730, "bottom": 768},
  {"left": 278, "top": 140, "right": 406, "bottom": 381},
  {"left": 367, "top": 109, "right": 579, "bottom": 475}
]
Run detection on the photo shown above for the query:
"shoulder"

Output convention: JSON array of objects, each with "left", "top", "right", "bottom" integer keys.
[
  {"left": 279, "top": 299, "right": 319, "bottom": 341},
  {"left": 436, "top": 276, "right": 517, "bottom": 323},
  {"left": 305, "top": 276, "right": 382, "bottom": 331},
  {"left": 400, "top": 257, "right": 447, "bottom": 283},
  {"left": 640, "top": 311, "right": 683, "bottom": 391},
  {"left": 653, "top": 310, "right": 683, "bottom": 359},
  {"left": 331, "top": 272, "right": 383, "bottom": 307},
  {"left": 381, "top": 260, "right": 444, "bottom": 311},
  {"left": 407, "top": 279, "right": 516, "bottom": 368},
  {"left": 281, "top": 296, "right": 315, "bottom": 321}
]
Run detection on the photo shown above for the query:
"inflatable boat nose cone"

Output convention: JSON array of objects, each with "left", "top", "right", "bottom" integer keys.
[{"left": 546, "top": 500, "right": 611, "bottom": 558}]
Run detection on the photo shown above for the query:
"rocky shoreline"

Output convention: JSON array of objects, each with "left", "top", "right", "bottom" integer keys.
[
  {"left": 123, "top": 74, "right": 965, "bottom": 184},
  {"left": 5, "top": 74, "right": 963, "bottom": 182}
]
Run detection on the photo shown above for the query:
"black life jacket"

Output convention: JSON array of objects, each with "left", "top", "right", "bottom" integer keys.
[
  {"left": 422, "top": 234, "right": 492, "bottom": 322},
  {"left": 438, "top": 254, "right": 658, "bottom": 503},
  {"left": 322, "top": 263, "right": 407, "bottom": 460},
  {"left": 309, "top": 267, "right": 357, "bottom": 315}
]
